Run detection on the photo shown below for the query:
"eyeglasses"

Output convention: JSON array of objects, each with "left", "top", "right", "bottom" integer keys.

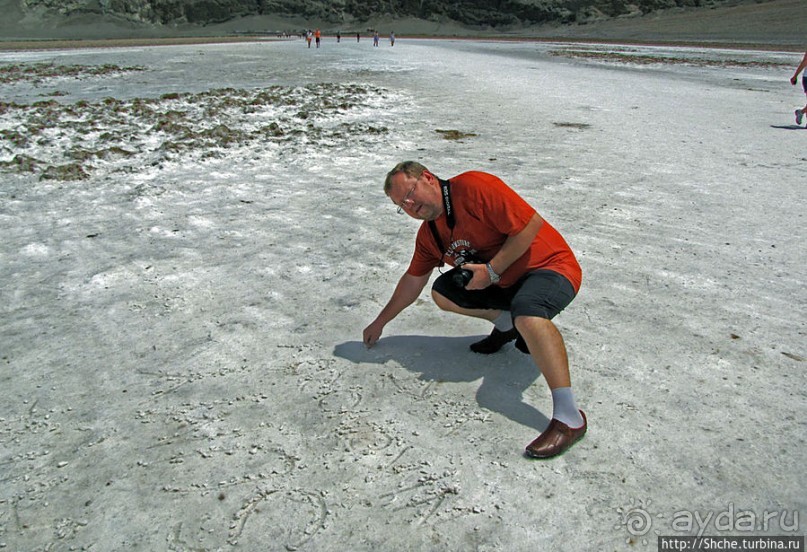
[{"left": 396, "top": 181, "right": 417, "bottom": 214}]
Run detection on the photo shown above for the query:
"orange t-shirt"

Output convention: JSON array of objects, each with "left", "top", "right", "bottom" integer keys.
[{"left": 406, "top": 171, "right": 582, "bottom": 291}]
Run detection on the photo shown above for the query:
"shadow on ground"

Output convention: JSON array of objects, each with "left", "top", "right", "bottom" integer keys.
[{"left": 334, "top": 334, "right": 550, "bottom": 432}]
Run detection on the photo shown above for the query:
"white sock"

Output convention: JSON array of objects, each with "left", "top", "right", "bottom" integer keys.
[
  {"left": 551, "top": 387, "right": 584, "bottom": 428},
  {"left": 492, "top": 311, "right": 513, "bottom": 332}
]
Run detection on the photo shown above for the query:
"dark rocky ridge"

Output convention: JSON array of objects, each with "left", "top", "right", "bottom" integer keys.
[
  {"left": 5, "top": 0, "right": 773, "bottom": 29},
  {"left": 117, "top": 0, "right": 739, "bottom": 26},
  {"left": 0, "top": 0, "right": 803, "bottom": 46}
]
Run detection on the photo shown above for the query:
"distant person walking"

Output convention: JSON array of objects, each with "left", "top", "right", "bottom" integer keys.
[
  {"left": 337, "top": 31, "right": 341, "bottom": 43},
  {"left": 373, "top": 31, "right": 379, "bottom": 47},
  {"left": 791, "top": 51, "right": 807, "bottom": 126},
  {"left": 306, "top": 30, "right": 312, "bottom": 48},
  {"left": 315, "top": 29, "right": 321, "bottom": 48},
  {"left": 357, "top": 32, "right": 360, "bottom": 42},
  {"left": 390, "top": 31, "right": 395, "bottom": 47}
]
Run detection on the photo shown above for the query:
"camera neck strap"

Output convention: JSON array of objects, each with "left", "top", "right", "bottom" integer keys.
[
  {"left": 438, "top": 177, "right": 456, "bottom": 229},
  {"left": 428, "top": 178, "right": 454, "bottom": 265}
]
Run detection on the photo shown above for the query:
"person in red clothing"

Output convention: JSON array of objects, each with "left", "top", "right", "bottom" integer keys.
[{"left": 363, "top": 161, "right": 587, "bottom": 459}]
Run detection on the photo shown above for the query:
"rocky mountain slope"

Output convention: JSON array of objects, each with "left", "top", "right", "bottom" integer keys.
[{"left": 12, "top": 0, "right": 755, "bottom": 28}]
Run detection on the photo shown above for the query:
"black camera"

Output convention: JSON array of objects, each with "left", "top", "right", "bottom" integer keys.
[
  {"left": 450, "top": 252, "right": 481, "bottom": 288},
  {"left": 452, "top": 267, "right": 473, "bottom": 288}
]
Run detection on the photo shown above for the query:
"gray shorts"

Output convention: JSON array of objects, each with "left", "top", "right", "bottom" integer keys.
[{"left": 432, "top": 268, "right": 576, "bottom": 320}]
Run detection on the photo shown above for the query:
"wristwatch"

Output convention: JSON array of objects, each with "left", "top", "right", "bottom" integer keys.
[{"left": 485, "top": 263, "right": 501, "bottom": 284}]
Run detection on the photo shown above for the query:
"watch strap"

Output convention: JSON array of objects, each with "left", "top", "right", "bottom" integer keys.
[{"left": 485, "top": 262, "right": 500, "bottom": 284}]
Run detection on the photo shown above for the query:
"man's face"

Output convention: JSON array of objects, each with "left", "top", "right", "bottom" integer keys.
[{"left": 388, "top": 170, "right": 442, "bottom": 221}]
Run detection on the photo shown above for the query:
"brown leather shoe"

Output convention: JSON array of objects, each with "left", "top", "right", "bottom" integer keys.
[
  {"left": 525, "top": 410, "right": 587, "bottom": 459},
  {"left": 470, "top": 328, "right": 517, "bottom": 354}
]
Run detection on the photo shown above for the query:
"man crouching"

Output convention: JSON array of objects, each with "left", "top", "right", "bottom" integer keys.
[{"left": 363, "top": 161, "right": 587, "bottom": 459}]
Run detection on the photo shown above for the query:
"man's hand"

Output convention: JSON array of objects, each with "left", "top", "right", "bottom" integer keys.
[
  {"left": 792, "top": 75, "right": 798, "bottom": 85},
  {"left": 363, "top": 320, "right": 384, "bottom": 348},
  {"left": 464, "top": 263, "right": 492, "bottom": 290}
]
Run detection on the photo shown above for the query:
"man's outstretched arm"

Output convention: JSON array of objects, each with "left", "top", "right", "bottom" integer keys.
[{"left": 363, "top": 271, "right": 431, "bottom": 347}]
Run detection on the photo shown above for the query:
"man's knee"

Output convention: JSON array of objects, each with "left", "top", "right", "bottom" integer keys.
[
  {"left": 514, "top": 315, "right": 553, "bottom": 333},
  {"left": 431, "top": 271, "right": 461, "bottom": 312},
  {"left": 431, "top": 288, "right": 454, "bottom": 311}
]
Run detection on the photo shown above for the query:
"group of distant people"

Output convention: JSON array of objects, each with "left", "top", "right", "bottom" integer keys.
[
  {"left": 304, "top": 29, "right": 395, "bottom": 48},
  {"left": 304, "top": 29, "right": 321, "bottom": 48}
]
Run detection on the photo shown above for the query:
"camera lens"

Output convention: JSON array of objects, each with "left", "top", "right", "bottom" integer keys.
[{"left": 452, "top": 268, "right": 473, "bottom": 288}]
